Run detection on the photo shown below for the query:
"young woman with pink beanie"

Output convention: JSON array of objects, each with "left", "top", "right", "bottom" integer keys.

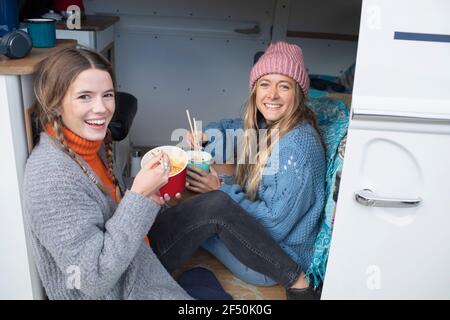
[{"left": 149, "top": 41, "right": 326, "bottom": 300}]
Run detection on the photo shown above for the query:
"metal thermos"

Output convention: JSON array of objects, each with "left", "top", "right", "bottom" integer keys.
[{"left": 130, "top": 150, "right": 141, "bottom": 178}]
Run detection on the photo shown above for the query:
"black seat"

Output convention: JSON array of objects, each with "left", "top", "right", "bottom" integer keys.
[{"left": 109, "top": 91, "right": 137, "bottom": 141}]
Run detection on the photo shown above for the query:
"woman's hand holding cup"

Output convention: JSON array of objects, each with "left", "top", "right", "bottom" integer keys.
[
  {"left": 131, "top": 152, "right": 170, "bottom": 200},
  {"left": 186, "top": 165, "right": 222, "bottom": 193}
]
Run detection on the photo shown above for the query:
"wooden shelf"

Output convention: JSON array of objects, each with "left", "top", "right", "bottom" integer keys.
[{"left": 0, "top": 39, "right": 77, "bottom": 75}]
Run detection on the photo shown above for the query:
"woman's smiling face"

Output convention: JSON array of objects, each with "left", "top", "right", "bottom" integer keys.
[
  {"left": 255, "top": 73, "right": 296, "bottom": 125},
  {"left": 60, "top": 68, "right": 115, "bottom": 141}
]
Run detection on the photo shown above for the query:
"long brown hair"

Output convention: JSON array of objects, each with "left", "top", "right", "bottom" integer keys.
[
  {"left": 33, "top": 47, "right": 119, "bottom": 195},
  {"left": 235, "top": 80, "right": 320, "bottom": 200}
]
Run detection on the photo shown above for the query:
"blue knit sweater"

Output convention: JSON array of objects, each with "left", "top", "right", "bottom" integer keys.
[{"left": 204, "top": 119, "right": 326, "bottom": 272}]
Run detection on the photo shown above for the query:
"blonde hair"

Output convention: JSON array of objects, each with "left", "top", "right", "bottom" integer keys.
[
  {"left": 33, "top": 47, "right": 119, "bottom": 195},
  {"left": 235, "top": 81, "right": 320, "bottom": 200}
]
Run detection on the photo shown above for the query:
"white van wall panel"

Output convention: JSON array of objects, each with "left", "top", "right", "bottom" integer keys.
[
  {"left": 115, "top": 34, "right": 266, "bottom": 146},
  {"left": 286, "top": 0, "right": 361, "bottom": 76},
  {"left": 85, "top": 0, "right": 274, "bottom": 39},
  {"left": 86, "top": 0, "right": 361, "bottom": 76},
  {"left": 85, "top": 0, "right": 274, "bottom": 20},
  {"left": 85, "top": 0, "right": 272, "bottom": 147},
  {"left": 288, "top": 0, "right": 362, "bottom": 35},
  {"left": 84, "top": 0, "right": 361, "bottom": 145},
  {"left": 352, "top": 0, "right": 450, "bottom": 114},
  {"left": 288, "top": 37, "right": 358, "bottom": 76},
  {"left": 114, "top": 15, "right": 266, "bottom": 40},
  {"left": 272, "top": 0, "right": 290, "bottom": 41}
]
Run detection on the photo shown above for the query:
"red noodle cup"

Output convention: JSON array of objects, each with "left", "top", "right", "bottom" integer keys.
[{"left": 141, "top": 146, "right": 188, "bottom": 197}]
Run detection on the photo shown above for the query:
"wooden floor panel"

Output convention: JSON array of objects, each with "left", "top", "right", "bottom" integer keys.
[{"left": 174, "top": 249, "right": 286, "bottom": 300}]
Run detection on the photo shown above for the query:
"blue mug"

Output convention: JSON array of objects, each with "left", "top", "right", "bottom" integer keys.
[
  {"left": 186, "top": 150, "right": 213, "bottom": 173},
  {"left": 26, "top": 18, "right": 56, "bottom": 48}
]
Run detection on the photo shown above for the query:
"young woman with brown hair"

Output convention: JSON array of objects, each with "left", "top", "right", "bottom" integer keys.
[{"left": 23, "top": 47, "right": 191, "bottom": 300}]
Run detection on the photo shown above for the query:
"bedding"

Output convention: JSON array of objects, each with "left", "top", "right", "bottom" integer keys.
[{"left": 304, "top": 94, "right": 350, "bottom": 288}]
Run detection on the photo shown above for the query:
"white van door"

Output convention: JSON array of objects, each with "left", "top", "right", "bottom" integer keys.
[{"left": 322, "top": 0, "right": 450, "bottom": 299}]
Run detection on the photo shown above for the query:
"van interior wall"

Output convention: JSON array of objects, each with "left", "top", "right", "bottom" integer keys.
[
  {"left": 85, "top": 0, "right": 361, "bottom": 148},
  {"left": 287, "top": 0, "right": 361, "bottom": 75}
]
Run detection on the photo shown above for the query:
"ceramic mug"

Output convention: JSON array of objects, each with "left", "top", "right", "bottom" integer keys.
[
  {"left": 26, "top": 18, "right": 56, "bottom": 48},
  {"left": 186, "top": 150, "right": 213, "bottom": 173}
]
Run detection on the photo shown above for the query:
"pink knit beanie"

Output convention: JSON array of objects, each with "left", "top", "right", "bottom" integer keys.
[{"left": 249, "top": 42, "right": 309, "bottom": 97}]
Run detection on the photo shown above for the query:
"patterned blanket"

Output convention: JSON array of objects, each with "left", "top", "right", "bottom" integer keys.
[{"left": 305, "top": 94, "right": 350, "bottom": 288}]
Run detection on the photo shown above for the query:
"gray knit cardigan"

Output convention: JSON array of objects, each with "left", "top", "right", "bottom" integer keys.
[{"left": 23, "top": 133, "right": 192, "bottom": 300}]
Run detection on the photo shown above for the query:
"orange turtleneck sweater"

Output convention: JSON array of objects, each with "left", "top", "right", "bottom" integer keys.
[{"left": 46, "top": 126, "right": 119, "bottom": 203}]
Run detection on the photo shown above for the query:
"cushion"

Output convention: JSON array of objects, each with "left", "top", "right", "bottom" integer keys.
[{"left": 304, "top": 94, "right": 350, "bottom": 288}]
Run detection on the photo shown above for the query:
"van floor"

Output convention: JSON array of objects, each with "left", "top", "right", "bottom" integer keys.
[{"left": 173, "top": 248, "right": 286, "bottom": 300}]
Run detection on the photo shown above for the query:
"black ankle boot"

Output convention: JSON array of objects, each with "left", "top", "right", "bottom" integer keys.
[{"left": 286, "top": 286, "right": 321, "bottom": 300}]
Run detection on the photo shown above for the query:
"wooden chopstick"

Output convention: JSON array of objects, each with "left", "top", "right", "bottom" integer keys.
[
  {"left": 186, "top": 109, "right": 197, "bottom": 150},
  {"left": 193, "top": 117, "right": 199, "bottom": 151}
]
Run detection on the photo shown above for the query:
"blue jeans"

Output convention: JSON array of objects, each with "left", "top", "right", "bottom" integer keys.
[
  {"left": 202, "top": 236, "right": 276, "bottom": 286},
  {"left": 148, "top": 190, "right": 301, "bottom": 288}
]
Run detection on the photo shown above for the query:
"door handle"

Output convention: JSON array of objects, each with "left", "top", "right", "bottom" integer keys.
[{"left": 355, "top": 189, "right": 421, "bottom": 208}]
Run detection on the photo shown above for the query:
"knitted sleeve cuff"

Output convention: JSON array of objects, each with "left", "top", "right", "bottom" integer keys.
[{"left": 113, "top": 190, "right": 161, "bottom": 236}]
